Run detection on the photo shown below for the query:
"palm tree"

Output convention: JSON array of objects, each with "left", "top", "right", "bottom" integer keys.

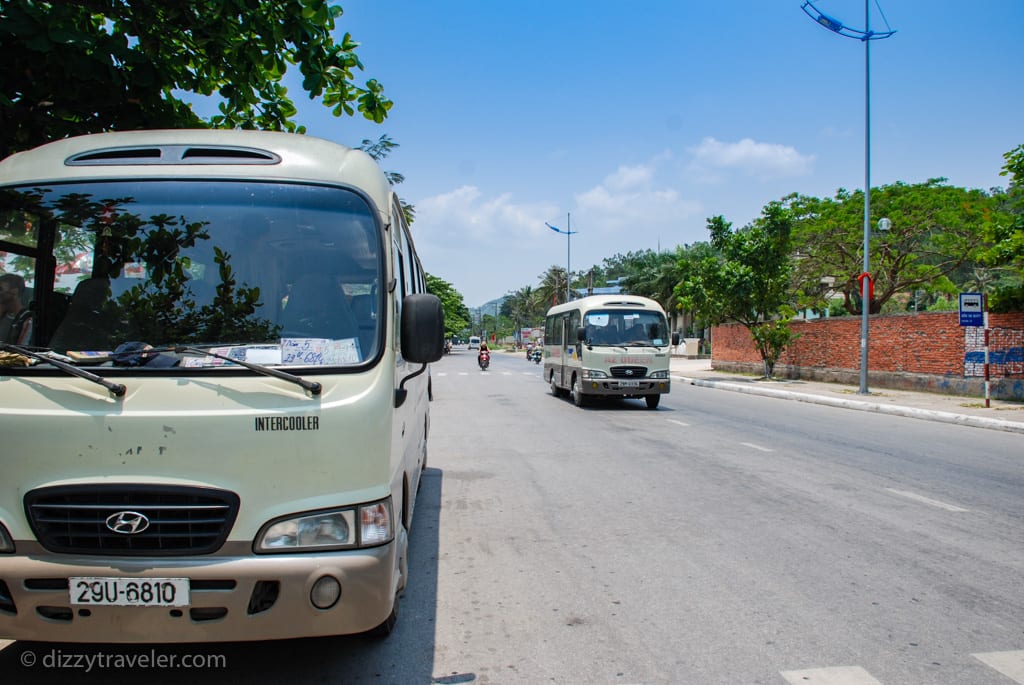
[{"left": 536, "top": 265, "right": 569, "bottom": 308}]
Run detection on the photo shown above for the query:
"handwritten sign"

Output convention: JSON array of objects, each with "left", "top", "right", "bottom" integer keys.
[{"left": 281, "top": 338, "right": 361, "bottom": 365}]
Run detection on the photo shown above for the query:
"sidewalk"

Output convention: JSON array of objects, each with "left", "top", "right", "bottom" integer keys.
[{"left": 670, "top": 357, "right": 1024, "bottom": 435}]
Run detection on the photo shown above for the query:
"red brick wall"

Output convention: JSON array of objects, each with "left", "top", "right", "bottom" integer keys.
[{"left": 712, "top": 312, "right": 1024, "bottom": 379}]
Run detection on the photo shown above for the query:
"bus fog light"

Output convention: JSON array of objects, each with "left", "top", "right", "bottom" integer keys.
[{"left": 310, "top": 576, "right": 341, "bottom": 609}]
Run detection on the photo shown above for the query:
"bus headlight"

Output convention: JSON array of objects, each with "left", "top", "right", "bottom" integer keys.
[
  {"left": 255, "top": 498, "right": 393, "bottom": 553},
  {"left": 582, "top": 369, "right": 608, "bottom": 379},
  {"left": 649, "top": 370, "right": 670, "bottom": 379}
]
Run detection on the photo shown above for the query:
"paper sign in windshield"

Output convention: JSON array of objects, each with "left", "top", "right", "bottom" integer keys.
[{"left": 281, "top": 338, "right": 361, "bottom": 365}]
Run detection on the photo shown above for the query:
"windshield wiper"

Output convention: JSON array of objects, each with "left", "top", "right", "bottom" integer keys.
[
  {"left": 174, "top": 346, "right": 322, "bottom": 396},
  {"left": 0, "top": 343, "right": 127, "bottom": 397}
]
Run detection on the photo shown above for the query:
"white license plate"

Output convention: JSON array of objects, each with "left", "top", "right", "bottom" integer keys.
[
  {"left": 618, "top": 380, "right": 640, "bottom": 388},
  {"left": 69, "top": 577, "right": 190, "bottom": 607}
]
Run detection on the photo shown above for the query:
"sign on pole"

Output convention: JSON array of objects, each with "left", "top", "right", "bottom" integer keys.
[{"left": 958, "top": 292, "right": 984, "bottom": 327}]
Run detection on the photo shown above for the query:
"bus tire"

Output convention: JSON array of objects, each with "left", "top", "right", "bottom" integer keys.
[
  {"left": 549, "top": 372, "right": 563, "bottom": 397},
  {"left": 572, "top": 376, "right": 587, "bottom": 407},
  {"left": 645, "top": 394, "right": 660, "bottom": 409}
]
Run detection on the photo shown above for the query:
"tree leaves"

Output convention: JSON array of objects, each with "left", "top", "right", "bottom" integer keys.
[{"left": 0, "top": 0, "right": 392, "bottom": 156}]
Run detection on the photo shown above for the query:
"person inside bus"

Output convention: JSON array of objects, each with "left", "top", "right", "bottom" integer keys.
[
  {"left": 0, "top": 273, "right": 33, "bottom": 345},
  {"left": 625, "top": 322, "right": 648, "bottom": 343}
]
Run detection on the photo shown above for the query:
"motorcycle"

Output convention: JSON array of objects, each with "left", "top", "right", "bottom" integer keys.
[
  {"left": 478, "top": 350, "right": 490, "bottom": 370},
  {"left": 529, "top": 348, "right": 542, "bottom": 364}
]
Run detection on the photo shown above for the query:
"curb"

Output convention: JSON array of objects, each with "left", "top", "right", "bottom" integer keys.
[{"left": 675, "top": 375, "right": 1024, "bottom": 435}]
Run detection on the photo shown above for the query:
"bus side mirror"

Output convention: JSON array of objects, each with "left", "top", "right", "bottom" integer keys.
[
  {"left": 401, "top": 294, "right": 445, "bottom": 363},
  {"left": 671, "top": 332, "right": 681, "bottom": 346},
  {"left": 576, "top": 326, "right": 587, "bottom": 342}
]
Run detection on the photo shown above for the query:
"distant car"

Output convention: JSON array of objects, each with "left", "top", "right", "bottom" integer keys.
[{"left": 468, "top": 336, "right": 481, "bottom": 349}]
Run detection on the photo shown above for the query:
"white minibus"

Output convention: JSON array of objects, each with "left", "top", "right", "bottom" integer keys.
[
  {"left": 544, "top": 295, "right": 679, "bottom": 409},
  {"left": 0, "top": 130, "right": 444, "bottom": 642}
]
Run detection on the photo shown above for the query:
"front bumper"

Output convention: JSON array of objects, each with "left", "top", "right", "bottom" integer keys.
[
  {"left": 0, "top": 541, "right": 397, "bottom": 643},
  {"left": 582, "top": 379, "right": 670, "bottom": 397}
]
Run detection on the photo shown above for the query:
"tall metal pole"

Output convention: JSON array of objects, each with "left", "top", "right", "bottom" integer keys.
[
  {"left": 859, "top": 0, "right": 871, "bottom": 394},
  {"left": 566, "top": 213, "right": 572, "bottom": 302},
  {"left": 545, "top": 215, "right": 577, "bottom": 304},
  {"left": 802, "top": 0, "right": 895, "bottom": 395}
]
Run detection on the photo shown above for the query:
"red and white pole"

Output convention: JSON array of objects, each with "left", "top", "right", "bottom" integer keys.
[{"left": 983, "top": 305, "right": 990, "bottom": 409}]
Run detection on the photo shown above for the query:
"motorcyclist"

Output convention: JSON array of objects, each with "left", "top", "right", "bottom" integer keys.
[{"left": 477, "top": 341, "right": 490, "bottom": 369}]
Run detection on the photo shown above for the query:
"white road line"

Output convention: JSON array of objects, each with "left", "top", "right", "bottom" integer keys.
[
  {"left": 666, "top": 419, "right": 690, "bottom": 427},
  {"left": 740, "top": 441, "right": 774, "bottom": 452},
  {"left": 885, "top": 488, "right": 969, "bottom": 513},
  {"left": 781, "top": 666, "right": 883, "bottom": 685},
  {"left": 974, "top": 650, "right": 1024, "bottom": 682}
]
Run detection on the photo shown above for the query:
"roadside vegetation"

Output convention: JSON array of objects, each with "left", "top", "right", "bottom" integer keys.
[{"left": 1, "top": 2, "right": 1020, "bottom": 375}]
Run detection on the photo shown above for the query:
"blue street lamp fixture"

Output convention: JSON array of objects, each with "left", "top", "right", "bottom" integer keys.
[
  {"left": 802, "top": 0, "right": 895, "bottom": 395},
  {"left": 545, "top": 213, "right": 578, "bottom": 303}
]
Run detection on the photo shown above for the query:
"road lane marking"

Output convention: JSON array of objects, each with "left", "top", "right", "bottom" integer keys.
[
  {"left": 885, "top": 488, "right": 969, "bottom": 512},
  {"left": 973, "top": 650, "right": 1024, "bottom": 682},
  {"left": 740, "top": 442, "right": 774, "bottom": 452},
  {"left": 666, "top": 419, "right": 690, "bottom": 427},
  {"left": 781, "top": 666, "right": 883, "bottom": 684}
]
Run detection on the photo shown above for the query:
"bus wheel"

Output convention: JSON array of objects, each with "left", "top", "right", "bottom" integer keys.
[
  {"left": 572, "top": 376, "right": 587, "bottom": 407},
  {"left": 645, "top": 394, "right": 660, "bottom": 409},
  {"left": 550, "top": 373, "right": 562, "bottom": 397}
]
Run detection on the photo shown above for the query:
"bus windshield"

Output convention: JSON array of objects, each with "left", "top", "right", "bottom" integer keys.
[
  {"left": 0, "top": 179, "right": 384, "bottom": 366},
  {"left": 583, "top": 309, "right": 669, "bottom": 347}
]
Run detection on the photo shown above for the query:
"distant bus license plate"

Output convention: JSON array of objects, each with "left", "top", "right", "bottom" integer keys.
[
  {"left": 618, "top": 380, "right": 640, "bottom": 388},
  {"left": 70, "top": 577, "right": 190, "bottom": 606}
]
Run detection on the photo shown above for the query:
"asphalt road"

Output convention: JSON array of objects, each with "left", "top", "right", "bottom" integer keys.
[{"left": 3, "top": 347, "right": 1022, "bottom": 684}]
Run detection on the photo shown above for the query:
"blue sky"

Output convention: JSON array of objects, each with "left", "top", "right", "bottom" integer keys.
[{"left": 280, "top": 0, "right": 1022, "bottom": 307}]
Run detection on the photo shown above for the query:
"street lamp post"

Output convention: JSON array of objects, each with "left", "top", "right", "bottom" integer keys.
[
  {"left": 801, "top": 0, "right": 895, "bottom": 395},
  {"left": 546, "top": 214, "right": 578, "bottom": 303}
]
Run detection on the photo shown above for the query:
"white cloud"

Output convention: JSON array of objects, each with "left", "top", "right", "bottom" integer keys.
[
  {"left": 574, "top": 158, "right": 702, "bottom": 233},
  {"left": 688, "top": 137, "right": 815, "bottom": 180},
  {"left": 603, "top": 164, "right": 654, "bottom": 191},
  {"left": 415, "top": 185, "right": 557, "bottom": 242}
]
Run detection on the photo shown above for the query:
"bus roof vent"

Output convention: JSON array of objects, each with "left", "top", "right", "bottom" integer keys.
[{"left": 66, "top": 145, "right": 281, "bottom": 166}]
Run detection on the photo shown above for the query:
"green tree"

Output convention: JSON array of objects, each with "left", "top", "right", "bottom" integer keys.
[
  {"left": 425, "top": 274, "right": 470, "bottom": 340},
  {"left": 675, "top": 203, "right": 796, "bottom": 378},
  {"left": 0, "top": 0, "right": 392, "bottom": 157},
  {"left": 785, "top": 180, "right": 998, "bottom": 315},
  {"left": 536, "top": 265, "right": 569, "bottom": 308},
  {"left": 617, "top": 249, "right": 683, "bottom": 313},
  {"left": 981, "top": 144, "right": 1024, "bottom": 311},
  {"left": 503, "top": 285, "right": 543, "bottom": 339}
]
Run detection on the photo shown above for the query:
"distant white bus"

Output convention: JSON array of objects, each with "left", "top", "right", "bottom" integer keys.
[
  {"left": 0, "top": 130, "right": 444, "bottom": 642},
  {"left": 544, "top": 295, "right": 679, "bottom": 409}
]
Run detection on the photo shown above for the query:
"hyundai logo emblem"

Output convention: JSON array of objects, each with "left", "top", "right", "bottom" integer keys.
[
  {"left": 624, "top": 369, "right": 634, "bottom": 376},
  {"left": 105, "top": 511, "right": 151, "bottom": 535}
]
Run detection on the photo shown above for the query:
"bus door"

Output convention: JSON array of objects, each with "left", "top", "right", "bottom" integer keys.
[{"left": 556, "top": 313, "right": 569, "bottom": 387}]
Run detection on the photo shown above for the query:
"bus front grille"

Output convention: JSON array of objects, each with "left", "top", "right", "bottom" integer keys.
[
  {"left": 610, "top": 366, "right": 649, "bottom": 378},
  {"left": 25, "top": 485, "right": 240, "bottom": 556}
]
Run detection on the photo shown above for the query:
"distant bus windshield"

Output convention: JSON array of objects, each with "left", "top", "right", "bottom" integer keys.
[{"left": 583, "top": 309, "right": 669, "bottom": 346}]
